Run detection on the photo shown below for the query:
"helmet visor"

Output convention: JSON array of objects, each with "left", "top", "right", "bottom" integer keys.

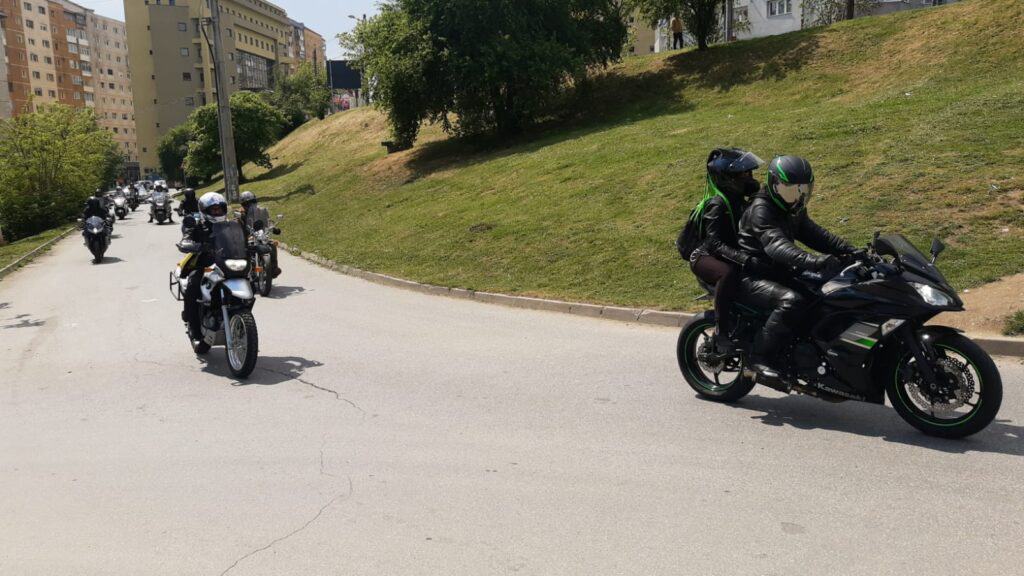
[
  {"left": 775, "top": 181, "right": 813, "bottom": 207},
  {"left": 207, "top": 204, "right": 227, "bottom": 218},
  {"left": 727, "top": 151, "right": 765, "bottom": 174}
]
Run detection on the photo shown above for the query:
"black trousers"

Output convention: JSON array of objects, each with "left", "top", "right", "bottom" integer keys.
[
  {"left": 673, "top": 32, "right": 684, "bottom": 49},
  {"left": 739, "top": 275, "right": 807, "bottom": 359},
  {"left": 691, "top": 254, "right": 741, "bottom": 338}
]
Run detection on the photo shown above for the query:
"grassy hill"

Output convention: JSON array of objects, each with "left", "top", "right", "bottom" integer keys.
[{"left": 217, "top": 0, "right": 1024, "bottom": 311}]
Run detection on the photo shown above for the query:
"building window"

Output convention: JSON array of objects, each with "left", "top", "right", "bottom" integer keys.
[
  {"left": 182, "top": 72, "right": 192, "bottom": 81},
  {"left": 180, "top": 47, "right": 189, "bottom": 56},
  {"left": 34, "top": 88, "right": 43, "bottom": 96},
  {"left": 177, "top": 22, "right": 187, "bottom": 32},
  {"left": 185, "top": 96, "right": 195, "bottom": 106}
]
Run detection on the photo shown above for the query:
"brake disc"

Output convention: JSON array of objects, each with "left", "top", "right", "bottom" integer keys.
[
  {"left": 696, "top": 339, "right": 725, "bottom": 375},
  {"left": 907, "top": 356, "right": 974, "bottom": 415}
]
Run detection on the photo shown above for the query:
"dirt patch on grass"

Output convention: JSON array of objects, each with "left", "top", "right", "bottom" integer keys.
[{"left": 935, "top": 272, "right": 1024, "bottom": 335}]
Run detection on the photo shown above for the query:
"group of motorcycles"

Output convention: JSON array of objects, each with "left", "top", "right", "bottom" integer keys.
[
  {"left": 79, "top": 184, "right": 184, "bottom": 263},
  {"left": 169, "top": 201, "right": 283, "bottom": 378}
]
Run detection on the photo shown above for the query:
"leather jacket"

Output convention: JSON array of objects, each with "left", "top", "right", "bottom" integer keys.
[
  {"left": 695, "top": 193, "right": 749, "bottom": 266},
  {"left": 738, "top": 190, "right": 854, "bottom": 272}
]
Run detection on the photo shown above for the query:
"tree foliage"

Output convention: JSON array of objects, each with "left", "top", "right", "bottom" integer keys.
[
  {"left": 803, "top": 0, "right": 880, "bottom": 26},
  {"left": 0, "top": 104, "right": 120, "bottom": 240},
  {"left": 184, "top": 91, "right": 287, "bottom": 182},
  {"left": 628, "top": 0, "right": 723, "bottom": 51},
  {"left": 342, "top": 0, "right": 628, "bottom": 148},
  {"left": 158, "top": 124, "right": 191, "bottom": 185},
  {"left": 267, "top": 62, "right": 332, "bottom": 134}
]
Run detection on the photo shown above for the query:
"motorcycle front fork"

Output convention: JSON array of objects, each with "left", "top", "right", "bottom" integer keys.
[{"left": 898, "top": 324, "right": 939, "bottom": 386}]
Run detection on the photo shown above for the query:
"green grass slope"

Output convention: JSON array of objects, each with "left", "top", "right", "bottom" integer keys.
[{"left": 223, "top": 0, "right": 1024, "bottom": 310}]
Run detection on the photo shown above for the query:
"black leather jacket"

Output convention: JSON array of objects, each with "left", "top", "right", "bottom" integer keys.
[
  {"left": 738, "top": 191, "right": 854, "bottom": 272},
  {"left": 83, "top": 198, "right": 107, "bottom": 220},
  {"left": 695, "top": 193, "right": 748, "bottom": 266}
]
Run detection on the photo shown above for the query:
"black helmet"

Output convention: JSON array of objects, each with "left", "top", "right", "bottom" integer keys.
[
  {"left": 239, "top": 191, "right": 257, "bottom": 207},
  {"left": 183, "top": 188, "right": 197, "bottom": 199},
  {"left": 707, "top": 148, "right": 763, "bottom": 199},
  {"left": 766, "top": 155, "right": 814, "bottom": 213},
  {"left": 199, "top": 192, "right": 229, "bottom": 223}
]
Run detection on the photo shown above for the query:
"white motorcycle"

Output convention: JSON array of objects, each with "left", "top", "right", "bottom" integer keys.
[{"left": 170, "top": 218, "right": 259, "bottom": 378}]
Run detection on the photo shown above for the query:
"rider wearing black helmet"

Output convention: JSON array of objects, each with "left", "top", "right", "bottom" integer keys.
[
  {"left": 737, "top": 155, "right": 857, "bottom": 381},
  {"left": 179, "top": 188, "right": 199, "bottom": 215},
  {"left": 689, "top": 148, "right": 772, "bottom": 352},
  {"left": 238, "top": 191, "right": 281, "bottom": 278}
]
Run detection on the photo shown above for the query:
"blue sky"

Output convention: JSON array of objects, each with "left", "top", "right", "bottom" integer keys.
[{"left": 73, "top": 0, "right": 380, "bottom": 59}]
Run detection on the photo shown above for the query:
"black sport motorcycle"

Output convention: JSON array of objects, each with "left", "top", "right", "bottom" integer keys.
[
  {"left": 678, "top": 233, "right": 1002, "bottom": 438},
  {"left": 82, "top": 215, "right": 110, "bottom": 264}
]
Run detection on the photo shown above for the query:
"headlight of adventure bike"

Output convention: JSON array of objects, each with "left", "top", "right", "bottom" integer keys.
[
  {"left": 224, "top": 259, "right": 248, "bottom": 272},
  {"left": 912, "top": 283, "right": 954, "bottom": 307}
]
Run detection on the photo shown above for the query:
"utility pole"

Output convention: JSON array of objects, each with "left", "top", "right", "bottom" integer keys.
[{"left": 205, "top": 0, "right": 239, "bottom": 202}]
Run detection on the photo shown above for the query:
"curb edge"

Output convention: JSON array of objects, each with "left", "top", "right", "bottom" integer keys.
[{"left": 0, "top": 227, "right": 76, "bottom": 282}]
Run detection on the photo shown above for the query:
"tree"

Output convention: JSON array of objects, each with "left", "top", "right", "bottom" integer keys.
[
  {"left": 803, "top": 0, "right": 880, "bottom": 25},
  {"left": 158, "top": 124, "right": 191, "bottom": 185},
  {"left": 268, "top": 62, "right": 332, "bottom": 134},
  {"left": 342, "top": 0, "right": 628, "bottom": 148},
  {"left": 0, "top": 104, "right": 118, "bottom": 240},
  {"left": 184, "top": 91, "right": 287, "bottom": 182},
  {"left": 629, "top": 0, "right": 723, "bottom": 51}
]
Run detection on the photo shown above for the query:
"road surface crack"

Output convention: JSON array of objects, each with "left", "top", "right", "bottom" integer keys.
[
  {"left": 218, "top": 476, "right": 354, "bottom": 576},
  {"left": 255, "top": 366, "right": 366, "bottom": 416}
]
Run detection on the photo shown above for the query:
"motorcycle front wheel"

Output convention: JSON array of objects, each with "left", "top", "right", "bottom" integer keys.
[
  {"left": 887, "top": 333, "right": 1002, "bottom": 438},
  {"left": 226, "top": 311, "right": 259, "bottom": 378},
  {"left": 677, "top": 312, "right": 754, "bottom": 402},
  {"left": 258, "top": 254, "right": 273, "bottom": 297}
]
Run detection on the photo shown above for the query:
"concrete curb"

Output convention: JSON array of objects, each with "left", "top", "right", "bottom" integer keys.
[
  {"left": 0, "top": 227, "right": 76, "bottom": 282},
  {"left": 280, "top": 243, "right": 1024, "bottom": 357}
]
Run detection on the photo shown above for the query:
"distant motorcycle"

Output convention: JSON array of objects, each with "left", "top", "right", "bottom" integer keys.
[
  {"left": 81, "top": 215, "right": 110, "bottom": 264},
  {"left": 150, "top": 189, "right": 173, "bottom": 225},
  {"left": 127, "top": 188, "right": 140, "bottom": 211},
  {"left": 170, "top": 218, "right": 260, "bottom": 378},
  {"left": 113, "top": 193, "right": 129, "bottom": 220},
  {"left": 248, "top": 215, "right": 282, "bottom": 297}
]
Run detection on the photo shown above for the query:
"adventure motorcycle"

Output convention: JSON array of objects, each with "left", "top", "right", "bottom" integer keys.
[
  {"left": 113, "top": 193, "right": 129, "bottom": 220},
  {"left": 248, "top": 215, "right": 282, "bottom": 297},
  {"left": 81, "top": 215, "right": 110, "bottom": 264},
  {"left": 150, "top": 190, "right": 173, "bottom": 225},
  {"left": 677, "top": 233, "right": 1002, "bottom": 438},
  {"left": 170, "top": 218, "right": 259, "bottom": 378}
]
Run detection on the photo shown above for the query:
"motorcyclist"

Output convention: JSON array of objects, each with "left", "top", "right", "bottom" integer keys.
[
  {"left": 179, "top": 192, "right": 229, "bottom": 341},
  {"left": 238, "top": 191, "right": 281, "bottom": 278},
  {"left": 737, "top": 155, "right": 858, "bottom": 382},
  {"left": 688, "top": 148, "right": 770, "bottom": 352},
  {"left": 179, "top": 188, "right": 199, "bottom": 215},
  {"left": 84, "top": 190, "right": 113, "bottom": 232},
  {"left": 149, "top": 184, "right": 173, "bottom": 224}
]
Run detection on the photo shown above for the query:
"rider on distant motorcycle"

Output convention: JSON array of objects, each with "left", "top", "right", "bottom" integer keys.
[
  {"left": 238, "top": 191, "right": 281, "bottom": 278},
  {"left": 179, "top": 193, "right": 229, "bottom": 341},
  {"left": 737, "top": 155, "right": 859, "bottom": 382}
]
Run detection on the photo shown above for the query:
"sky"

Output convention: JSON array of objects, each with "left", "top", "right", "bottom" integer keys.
[{"left": 72, "top": 0, "right": 380, "bottom": 59}]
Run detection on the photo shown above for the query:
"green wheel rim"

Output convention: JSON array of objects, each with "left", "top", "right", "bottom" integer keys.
[{"left": 894, "top": 345, "right": 982, "bottom": 427}]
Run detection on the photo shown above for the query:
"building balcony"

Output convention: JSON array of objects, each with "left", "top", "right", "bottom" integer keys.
[{"left": 80, "top": 54, "right": 91, "bottom": 62}]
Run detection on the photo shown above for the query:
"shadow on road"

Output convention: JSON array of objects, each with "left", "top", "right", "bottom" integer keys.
[
  {"left": 97, "top": 257, "right": 125, "bottom": 265},
  {"left": 715, "top": 393, "right": 1024, "bottom": 457},
  {"left": 201, "top": 354, "right": 324, "bottom": 387},
  {"left": 1, "top": 313, "right": 45, "bottom": 329},
  {"left": 266, "top": 285, "right": 307, "bottom": 299}
]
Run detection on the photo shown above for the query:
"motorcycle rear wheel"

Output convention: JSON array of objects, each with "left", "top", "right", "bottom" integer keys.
[
  {"left": 677, "top": 312, "right": 754, "bottom": 402},
  {"left": 887, "top": 333, "right": 1002, "bottom": 438},
  {"left": 226, "top": 312, "right": 259, "bottom": 378}
]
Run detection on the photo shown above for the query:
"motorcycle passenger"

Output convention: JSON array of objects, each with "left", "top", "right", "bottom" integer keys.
[
  {"left": 688, "top": 148, "right": 770, "bottom": 352},
  {"left": 238, "top": 191, "right": 281, "bottom": 279},
  {"left": 737, "top": 155, "right": 858, "bottom": 382},
  {"left": 179, "top": 192, "right": 229, "bottom": 341}
]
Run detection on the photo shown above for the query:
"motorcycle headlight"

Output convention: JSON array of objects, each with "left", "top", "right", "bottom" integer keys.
[
  {"left": 911, "top": 283, "right": 954, "bottom": 307},
  {"left": 224, "top": 259, "right": 248, "bottom": 272}
]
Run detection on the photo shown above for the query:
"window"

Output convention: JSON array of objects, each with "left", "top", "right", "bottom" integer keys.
[
  {"left": 178, "top": 22, "right": 187, "bottom": 32},
  {"left": 45, "top": 56, "right": 52, "bottom": 64},
  {"left": 46, "top": 73, "right": 54, "bottom": 81},
  {"left": 73, "top": 92, "right": 81, "bottom": 100},
  {"left": 34, "top": 87, "right": 43, "bottom": 96},
  {"left": 42, "top": 39, "right": 50, "bottom": 48},
  {"left": 179, "top": 47, "right": 189, "bottom": 56},
  {"left": 26, "top": 19, "right": 34, "bottom": 28},
  {"left": 185, "top": 96, "right": 195, "bottom": 106},
  {"left": 32, "top": 71, "right": 40, "bottom": 79},
  {"left": 30, "top": 53, "right": 39, "bottom": 62},
  {"left": 38, "top": 5, "right": 45, "bottom": 14},
  {"left": 182, "top": 72, "right": 192, "bottom": 81},
  {"left": 48, "top": 89, "right": 56, "bottom": 97},
  {"left": 23, "top": 2, "right": 31, "bottom": 10}
]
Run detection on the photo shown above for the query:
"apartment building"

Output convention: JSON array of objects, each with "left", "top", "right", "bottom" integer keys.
[
  {"left": 126, "top": 0, "right": 325, "bottom": 177},
  {"left": 88, "top": 11, "right": 138, "bottom": 177},
  {"left": 0, "top": 10, "right": 12, "bottom": 118}
]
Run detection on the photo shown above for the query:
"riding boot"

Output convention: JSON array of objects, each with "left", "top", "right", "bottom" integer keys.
[{"left": 748, "top": 313, "right": 792, "bottom": 384}]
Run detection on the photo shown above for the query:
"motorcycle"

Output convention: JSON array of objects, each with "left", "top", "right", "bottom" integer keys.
[
  {"left": 113, "top": 193, "right": 129, "bottom": 220},
  {"left": 170, "top": 217, "right": 259, "bottom": 378},
  {"left": 150, "top": 190, "right": 173, "bottom": 225},
  {"left": 248, "top": 215, "right": 282, "bottom": 297},
  {"left": 677, "top": 232, "right": 1002, "bottom": 439},
  {"left": 81, "top": 215, "right": 110, "bottom": 264},
  {"left": 127, "top": 188, "right": 140, "bottom": 211}
]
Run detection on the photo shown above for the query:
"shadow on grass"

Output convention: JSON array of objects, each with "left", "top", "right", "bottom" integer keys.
[
  {"left": 262, "top": 184, "right": 317, "bottom": 203},
  {"left": 715, "top": 392, "right": 1024, "bottom": 457},
  {"left": 401, "top": 27, "right": 824, "bottom": 181},
  {"left": 252, "top": 162, "right": 304, "bottom": 182}
]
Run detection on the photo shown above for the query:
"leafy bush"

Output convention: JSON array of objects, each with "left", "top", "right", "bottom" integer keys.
[
  {"left": 184, "top": 91, "right": 287, "bottom": 182},
  {"left": 0, "top": 105, "right": 120, "bottom": 241}
]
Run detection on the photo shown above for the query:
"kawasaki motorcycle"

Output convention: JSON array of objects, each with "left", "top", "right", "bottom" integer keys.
[
  {"left": 170, "top": 218, "right": 259, "bottom": 378},
  {"left": 81, "top": 216, "right": 110, "bottom": 264},
  {"left": 678, "top": 233, "right": 1002, "bottom": 438}
]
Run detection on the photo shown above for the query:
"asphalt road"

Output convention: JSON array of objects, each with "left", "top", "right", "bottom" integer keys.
[{"left": 2, "top": 211, "right": 1022, "bottom": 576}]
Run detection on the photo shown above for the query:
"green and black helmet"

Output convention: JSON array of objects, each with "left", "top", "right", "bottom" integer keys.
[{"left": 766, "top": 155, "right": 814, "bottom": 213}]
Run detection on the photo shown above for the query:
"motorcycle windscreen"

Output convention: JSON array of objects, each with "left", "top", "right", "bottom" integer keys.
[
  {"left": 84, "top": 216, "right": 106, "bottom": 231},
  {"left": 152, "top": 192, "right": 168, "bottom": 204},
  {"left": 210, "top": 221, "right": 249, "bottom": 262},
  {"left": 875, "top": 234, "right": 950, "bottom": 286}
]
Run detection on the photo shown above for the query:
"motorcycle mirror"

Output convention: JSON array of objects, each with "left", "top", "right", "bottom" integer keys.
[
  {"left": 273, "top": 228, "right": 282, "bottom": 235},
  {"left": 930, "top": 238, "right": 946, "bottom": 263}
]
